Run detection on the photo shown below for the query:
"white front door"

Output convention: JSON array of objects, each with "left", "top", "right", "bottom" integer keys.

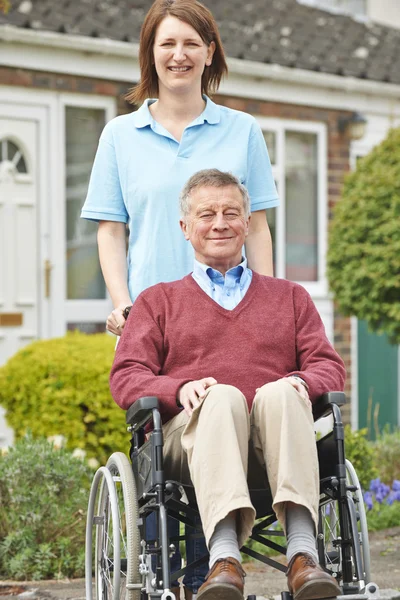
[{"left": 0, "top": 112, "right": 40, "bottom": 364}]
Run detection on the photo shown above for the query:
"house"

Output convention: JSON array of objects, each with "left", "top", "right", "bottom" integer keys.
[{"left": 1, "top": 0, "right": 399, "bottom": 447}]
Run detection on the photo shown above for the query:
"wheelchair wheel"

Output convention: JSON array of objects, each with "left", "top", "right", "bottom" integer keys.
[
  {"left": 318, "top": 460, "right": 370, "bottom": 592},
  {"left": 345, "top": 459, "right": 371, "bottom": 583},
  {"left": 88, "top": 452, "right": 141, "bottom": 600}
]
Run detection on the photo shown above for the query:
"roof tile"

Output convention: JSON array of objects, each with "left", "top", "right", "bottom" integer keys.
[{"left": 1, "top": 0, "right": 399, "bottom": 85}]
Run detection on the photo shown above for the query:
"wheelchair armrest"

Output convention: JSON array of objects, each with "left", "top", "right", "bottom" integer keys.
[
  {"left": 313, "top": 391, "right": 346, "bottom": 421},
  {"left": 126, "top": 396, "right": 160, "bottom": 429}
]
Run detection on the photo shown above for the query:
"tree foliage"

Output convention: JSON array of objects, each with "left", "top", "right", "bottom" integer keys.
[{"left": 327, "top": 127, "right": 400, "bottom": 343}]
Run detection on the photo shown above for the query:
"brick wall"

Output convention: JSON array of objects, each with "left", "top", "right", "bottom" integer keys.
[{"left": 0, "top": 66, "right": 353, "bottom": 420}]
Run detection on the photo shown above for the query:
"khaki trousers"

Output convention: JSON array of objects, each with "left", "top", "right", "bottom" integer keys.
[{"left": 162, "top": 379, "right": 319, "bottom": 549}]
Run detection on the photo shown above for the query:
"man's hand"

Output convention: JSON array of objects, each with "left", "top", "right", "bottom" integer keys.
[
  {"left": 177, "top": 378, "right": 218, "bottom": 417},
  {"left": 285, "top": 376, "right": 311, "bottom": 407},
  {"left": 107, "top": 304, "right": 128, "bottom": 336}
]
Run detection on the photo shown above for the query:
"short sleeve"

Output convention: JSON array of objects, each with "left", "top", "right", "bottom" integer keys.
[
  {"left": 81, "top": 124, "right": 128, "bottom": 223},
  {"left": 246, "top": 121, "right": 279, "bottom": 213}
]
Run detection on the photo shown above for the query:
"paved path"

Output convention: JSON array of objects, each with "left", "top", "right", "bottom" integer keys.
[{"left": 1, "top": 527, "right": 399, "bottom": 600}]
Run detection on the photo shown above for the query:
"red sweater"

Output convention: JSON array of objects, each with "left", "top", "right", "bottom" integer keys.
[{"left": 110, "top": 273, "right": 345, "bottom": 424}]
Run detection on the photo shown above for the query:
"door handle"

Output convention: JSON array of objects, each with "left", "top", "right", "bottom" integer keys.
[{"left": 44, "top": 259, "right": 53, "bottom": 298}]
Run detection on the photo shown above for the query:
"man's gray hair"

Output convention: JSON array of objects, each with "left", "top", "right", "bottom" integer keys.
[{"left": 179, "top": 169, "right": 251, "bottom": 219}]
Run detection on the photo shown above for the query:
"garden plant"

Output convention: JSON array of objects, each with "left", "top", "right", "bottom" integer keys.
[
  {"left": 0, "top": 332, "right": 127, "bottom": 464},
  {"left": 327, "top": 127, "right": 400, "bottom": 343},
  {"left": 0, "top": 435, "right": 92, "bottom": 580}
]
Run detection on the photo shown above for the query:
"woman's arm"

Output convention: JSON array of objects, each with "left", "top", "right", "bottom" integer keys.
[
  {"left": 245, "top": 210, "right": 274, "bottom": 276},
  {"left": 98, "top": 221, "right": 132, "bottom": 334}
]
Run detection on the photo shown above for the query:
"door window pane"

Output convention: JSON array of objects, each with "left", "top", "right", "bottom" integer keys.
[
  {"left": 66, "top": 107, "right": 106, "bottom": 300},
  {"left": 67, "top": 322, "right": 106, "bottom": 334},
  {"left": 263, "top": 131, "right": 276, "bottom": 165},
  {"left": 285, "top": 131, "right": 318, "bottom": 281}
]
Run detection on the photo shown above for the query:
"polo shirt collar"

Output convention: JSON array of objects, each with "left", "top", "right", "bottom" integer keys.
[{"left": 132, "top": 96, "right": 220, "bottom": 129}]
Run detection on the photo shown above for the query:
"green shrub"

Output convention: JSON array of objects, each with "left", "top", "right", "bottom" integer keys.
[
  {"left": 373, "top": 429, "right": 400, "bottom": 484},
  {"left": 327, "top": 127, "right": 400, "bottom": 343},
  {"left": 0, "top": 332, "right": 127, "bottom": 464},
  {"left": 0, "top": 435, "right": 91, "bottom": 580},
  {"left": 366, "top": 501, "right": 400, "bottom": 532},
  {"left": 344, "top": 426, "right": 378, "bottom": 490}
]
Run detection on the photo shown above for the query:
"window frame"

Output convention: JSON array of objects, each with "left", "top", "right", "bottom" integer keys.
[
  {"left": 58, "top": 93, "right": 117, "bottom": 328},
  {"left": 255, "top": 117, "right": 328, "bottom": 297}
]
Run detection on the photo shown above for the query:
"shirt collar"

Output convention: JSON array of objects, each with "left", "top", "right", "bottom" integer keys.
[
  {"left": 132, "top": 96, "right": 220, "bottom": 129},
  {"left": 193, "top": 257, "right": 248, "bottom": 286}
]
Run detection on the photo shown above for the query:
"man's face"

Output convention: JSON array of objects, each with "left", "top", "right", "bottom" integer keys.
[{"left": 180, "top": 185, "right": 250, "bottom": 273}]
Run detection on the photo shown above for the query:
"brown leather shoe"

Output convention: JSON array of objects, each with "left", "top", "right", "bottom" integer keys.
[
  {"left": 197, "top": 557, "right": 245, "bottom": 600},
  {"left": 287, "top": 553, "right": 341, "bottom": 600}
]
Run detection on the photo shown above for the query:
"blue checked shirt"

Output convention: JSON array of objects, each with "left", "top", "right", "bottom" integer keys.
[{"left": 192, "top": 257, "right": 252, "bottom": 310}]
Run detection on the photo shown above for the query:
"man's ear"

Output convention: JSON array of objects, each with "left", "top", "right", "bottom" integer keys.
[{"left": 180, "top": 218, "right": 190, "bottom": 240}]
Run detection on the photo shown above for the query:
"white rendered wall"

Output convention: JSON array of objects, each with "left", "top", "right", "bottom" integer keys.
[{"left": 368, "top": 0, "right": 400, "bottom": 28}]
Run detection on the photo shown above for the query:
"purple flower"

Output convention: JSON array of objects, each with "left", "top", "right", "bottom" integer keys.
[
  {"left": 380, "top": 483, "right": 391, "bottom": 499},
  {"left": 387, "top": 492, "right": 395, "bottom": 506},
  {"left": 364, "top": 491, "right": 373, "bottom": 510},
  {"left": 392, "top": 490, "right": 400, "bottom": 502},
  {"left": 392, "top": 480, "right": 400, "bottom": 492},
  {"left": 369, "top": 478, "right": 381, "bottom": 493}
]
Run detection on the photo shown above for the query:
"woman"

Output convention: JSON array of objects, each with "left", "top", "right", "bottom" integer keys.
[
  {"left": 82, "top": 0, "right": 278, "bottom": 336},
  {"left": 82, "top": 1, "right": 279, "bottom": 596}
]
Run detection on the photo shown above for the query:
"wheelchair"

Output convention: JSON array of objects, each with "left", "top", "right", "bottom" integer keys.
[{"left": 85, "top": 391, "right": 379, "bottom": 600}]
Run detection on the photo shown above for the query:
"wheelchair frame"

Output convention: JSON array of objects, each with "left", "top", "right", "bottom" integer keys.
[{"left": 85, "top": 392, "right": 379, "bottom": 600}]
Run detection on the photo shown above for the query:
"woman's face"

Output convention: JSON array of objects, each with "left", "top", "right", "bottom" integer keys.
[{"left": 153, "top": 15, "right": 215, "bottom": 96}]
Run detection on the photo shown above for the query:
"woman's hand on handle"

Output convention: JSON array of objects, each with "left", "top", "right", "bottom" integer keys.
[{"left": 106, "top": 303, "right": 129, "bottom": 336}]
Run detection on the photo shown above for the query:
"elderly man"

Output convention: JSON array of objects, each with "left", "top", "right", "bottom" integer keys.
[{"left": 110, "top": 169, "right": 345, "bottom": 600}]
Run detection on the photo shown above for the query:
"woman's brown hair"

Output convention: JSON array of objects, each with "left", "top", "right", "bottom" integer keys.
[{"left": 125, "top": 0, "right": 228, "bottom": 105}]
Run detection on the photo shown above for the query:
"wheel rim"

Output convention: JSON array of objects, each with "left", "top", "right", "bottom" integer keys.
[
  {"left": 318, "top": 485, "right": 369, "bottom": 592},
  {"left": 94, "top": 454, "right": 141, "bottom": 600},
  {"left": 346, "top": 459, "right": 371, "bottom": 584}
]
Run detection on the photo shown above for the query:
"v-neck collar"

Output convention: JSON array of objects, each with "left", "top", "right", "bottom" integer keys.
[{"left": 183, "top": 272, "right": 261, "bottom": 317}]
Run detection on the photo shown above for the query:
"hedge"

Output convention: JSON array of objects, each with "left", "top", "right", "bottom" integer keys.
[{"left": 0, "top": 332, "right": 127, "bottom": 464}]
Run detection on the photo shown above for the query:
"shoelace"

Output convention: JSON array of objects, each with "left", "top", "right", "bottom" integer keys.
[
  {"left": 286, "top": 552, "right": 317, "bottom": 576},
  {"left": 208, "top": 558, "right": 246, "bottom": 579},
  {"left": 299, "top": 554, "right": 317, "bottom": 568}
]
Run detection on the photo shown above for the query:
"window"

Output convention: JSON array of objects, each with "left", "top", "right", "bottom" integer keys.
[
  {"left": 65, "top": 107, "right": 106, "bottom": 300},
  {"left": 0, "top": 138, "right": 28, "bottom": 174},
  {"left": 297, "top": 0, "right": 367, "bottom": 18},
  {"left": 261, "top": 119, "right": 327, "bottom": 294}
]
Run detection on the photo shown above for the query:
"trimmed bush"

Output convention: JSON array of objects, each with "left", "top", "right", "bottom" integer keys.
[
  {"left": 327, "top": 127, "right": 400, "bottom": 343},
  {"left": 344, "top": 425, "right": 378, "bottom": 490},
  {"left": 0, "top": 332, "right": 127, "bottom": 464},
  {"left": 0, "top": 435, "right": 92, "bottom": 580}
]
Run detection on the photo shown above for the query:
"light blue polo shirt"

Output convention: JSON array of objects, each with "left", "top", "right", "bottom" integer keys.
[{"left": 81, "top": 96, "right": 279, "bottom": 302}]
